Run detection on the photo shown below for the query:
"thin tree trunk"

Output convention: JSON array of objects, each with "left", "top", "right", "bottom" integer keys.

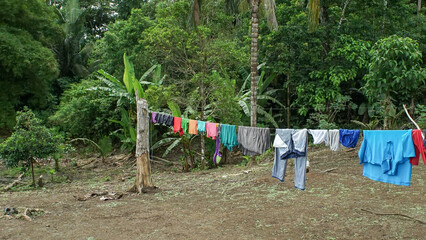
[
  {"left": 418, "top": 0, "right": 422, "bottom": 15},
  {"left": 381, "top": 0, "right": 387, "bottom": 33},
  {"left": 250, "top": 0, "right": 260, "bottom": 128},
  {"left": 410, "top": 98, "right": 415, "bottom": 116},
  {"left": 383, "top": 89, "right": 390, "bottom": 130},
  {"left": 286, "top": 75, "right": 291, "bottom": 128},
  {"left": 200, "top": 134, "right": 205, "bottom": 169},
  {"left": 338, "top": 0, "right": 350, "bottom": 27},
  {"left": 193, "top": 0, "right": 201, "bottom": 26},
  {"left": 200, "top": 56, "right": 207, "bottom": 170},
  {"left": 134, "top": 98, "right": 154, "bottom": 193},
  {"left": 31, "top": 158, "right": 35, "bottom": 187}
]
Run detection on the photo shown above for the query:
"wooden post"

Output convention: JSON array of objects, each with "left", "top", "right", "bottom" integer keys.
[{"left": 134, "top": 98, "right": 154, "bottom": 193}]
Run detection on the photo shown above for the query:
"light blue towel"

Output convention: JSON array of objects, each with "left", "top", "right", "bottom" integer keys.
[{"left": 197, "top": 121, "right": 206, "bottom": 133}]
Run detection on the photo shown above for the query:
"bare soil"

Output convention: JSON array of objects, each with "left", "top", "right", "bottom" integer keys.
[{"left": 1, "top": 145, "right": 425, "bottom": 240}]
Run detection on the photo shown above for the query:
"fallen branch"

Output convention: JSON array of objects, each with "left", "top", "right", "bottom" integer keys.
[
  {"left": 74, "top": 191, "right": 124, "bottom": 201},
  {"left": 1, "top": 172, "right": 25, "bottom": 192},
  {"left": 320, "top": 168, "right": 337, "bottom": 173},
  {"left": 77, "top": 158, "right": 99, "bottom": 168},
  {"left": 152, "top": 156, "right": 179, "bottom": 165},
  {"left": 360, "top": 208, "right": 425, "bottom": 224},
  {"left": 23, "top": 208, "right": 32, "bottom": 221}
]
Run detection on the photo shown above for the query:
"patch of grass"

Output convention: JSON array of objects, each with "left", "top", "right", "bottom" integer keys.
[
  {"left": 97, "top": 202, "right": 122, "bottom": 208},
  {"left": 0, "top": 166, "right": 23, "bottom": 177}
]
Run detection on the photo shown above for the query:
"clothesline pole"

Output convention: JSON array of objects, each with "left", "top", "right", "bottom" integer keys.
[
  {"left": 403, "top": 104, "right": 424, "bottom": 139},
  {"left": 133, "top": 95, "right": 154, "bottom": 193}
]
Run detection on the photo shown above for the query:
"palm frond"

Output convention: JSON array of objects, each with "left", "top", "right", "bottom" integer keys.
[
  {"left": 98, "top": 69, "right": 122, "bottom": 86},
  {"left": 239, "top": 100, "right": 250, "bottom": 117},
  {"left": 139, "top": 64, "right": 157, "bottom": 82},
  {"left": 163, "top": 139, "right": 181, "bottom": 157},
  {"left": 258, "top": 107, "right": 279, "bottom": 128},
  {"left": 259, "top": 73, "right": 275, "bottom": 93},
  {"left": 238, "top": 72, "right": 251, "bottom": 95},
  {"left": 123, "top": 53, "right": 135, "bottom": 95},
  {"left": 152, "top": 137, "right": 179, "bottom": 150},
  {"left": 257, "top": 95, "right": 285, "bottom": 107},
  {"left": 263, "top": 89, "right": 279, "bottom": 96}
]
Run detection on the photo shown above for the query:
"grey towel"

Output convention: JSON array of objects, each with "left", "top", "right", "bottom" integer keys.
[
  {"left": 237, "top": 126, "right": 271, "bottom": 155},
  {"left": 328, "top": 129, "right": 342, "bottom": 151}
]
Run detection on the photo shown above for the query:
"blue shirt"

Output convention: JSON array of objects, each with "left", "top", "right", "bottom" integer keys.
[{"left": 358, "top": 130, "right": 415, "bottom": 186}]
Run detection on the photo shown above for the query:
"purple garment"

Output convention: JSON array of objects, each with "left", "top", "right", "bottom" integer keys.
[
  {"left": 213, "top": 125, "right": 222, "bottom": 165},
  {"left": 339, "top": 129, "right": 360, "bottom": 148},
  {"left": 151, "top": 112, "right": 158, "bottom": 123}
]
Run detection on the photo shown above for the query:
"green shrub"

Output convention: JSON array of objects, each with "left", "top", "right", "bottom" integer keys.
[
  {"left": 0, "top": 108, "right": 63, "bottom": 186},
  {"left": 50, "top": 78, "right": 120, "bottom": 140}
]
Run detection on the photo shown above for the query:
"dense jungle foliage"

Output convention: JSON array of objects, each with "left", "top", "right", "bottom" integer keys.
[{"left": 1, "top": 0, "right": 425, "bottom": 169}]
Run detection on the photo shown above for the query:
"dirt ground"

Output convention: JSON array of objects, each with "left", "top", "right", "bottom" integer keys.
[{"left": 1, "top": 145, "right": 425, "bottom": 240}]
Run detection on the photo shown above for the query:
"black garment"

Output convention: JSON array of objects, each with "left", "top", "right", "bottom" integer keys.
[{"left": 156, "top": 113, "right": 173, "bottom": 126}]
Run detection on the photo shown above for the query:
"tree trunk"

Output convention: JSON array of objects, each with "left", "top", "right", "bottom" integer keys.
[
  {"left": 338, "top": 0, "right": 350, "bottom": 27},
  {"left": 248, "top": 0, "right": 260, "bottom": 166},
  {"left": 31, "top": 158, "right": 35, "bottom": 187},
  {"left": 134, "top": 98, "right": 154, "bottom": 193},
  {"left": 200, "top": 55, "right": 207, "bottom": 170},
  {"left": 193, "top": 0, "right": 201, "bottom": 26},
  {"left": 410, "top": 98, "right": 415, "bottom": 116},
  {"left": 381, "top": 0, "right": 387, "bottom": 33},
  {"left": 418, "top": 0, "right": 422, "bottom": 15},
  {"left": 54, "top": 157, "right": 60, "bottom": 172},
  {"left": 383, "top": 90, "right": 390, "bottom": 130},
  {"left": 286, "top": 75, "right": 291, "bottom": 128},
  {"left": 250, "top": 0, "right": 260, "bottom": 128},
  {"left": 200, "top": 133, "right": 206, "bottom": 169}
]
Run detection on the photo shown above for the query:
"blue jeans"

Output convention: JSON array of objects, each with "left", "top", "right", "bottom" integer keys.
[{"left": 272, "top": 147, "right": 307, "bottom": 190}]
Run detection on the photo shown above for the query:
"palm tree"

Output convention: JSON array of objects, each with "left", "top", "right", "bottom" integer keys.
[
  {"left": 57, "top": 0, "right": 91, "bottom": 78},
  {"left": 190, "top": 0, "right": 278, "bottom": 127}
]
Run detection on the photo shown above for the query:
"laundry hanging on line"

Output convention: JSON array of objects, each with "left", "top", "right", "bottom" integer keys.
[
  {"left": 410, "top": 129, "right": 426, "bottom": 166},
  {"left": 272, "top": 129, "right": 308, "bottom": 190},
  {"left": 150, "top": 112, "right": 424, "bottom": 188},
  {"left": 359, "top": 130, "right": 415, "bottom": 186},
  {"left": 188, "top": 119, "right": 198, "bottom": 135},
  {"left": 237, "top": 126, "right": 271, "bottom": 156},
  {"left": 339, "top": 129, "right": 360, "bottom": 148}
]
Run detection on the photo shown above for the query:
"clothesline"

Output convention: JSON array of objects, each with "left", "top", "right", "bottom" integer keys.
[
  {"left": 151, "top": 111, "right": 426, "bottom": 190},
  {"left": 151, "top": 111, "right": 362, "bottom": 131}
]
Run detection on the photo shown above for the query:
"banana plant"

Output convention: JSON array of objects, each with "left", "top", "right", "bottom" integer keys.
[
  {"left": 88, "top": 53, "right": 162, "bottom": 107},
  {"left": 87, "top": 53, "right": 163, "bottom": 150},
  {"left": 109, "top": 108, "right": 137, "bottom": 151},
  {"left": 151, "top": 101, "right": 197, "bottom": 171},
  {"left": 236, "top": 63, "right": 284, "bottom": 128}
]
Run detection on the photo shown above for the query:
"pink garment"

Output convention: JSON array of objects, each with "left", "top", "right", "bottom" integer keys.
[{"left": 206, "top": 122, "right": 217, "bottom": 139}]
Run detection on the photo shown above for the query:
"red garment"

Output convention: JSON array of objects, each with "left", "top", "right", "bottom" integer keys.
[
  {"left": 173, "top": 117, "right": 183, "bottom": 136},
  {"left": 410, "top": 129, "right": 426, "bottom": 165}
]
